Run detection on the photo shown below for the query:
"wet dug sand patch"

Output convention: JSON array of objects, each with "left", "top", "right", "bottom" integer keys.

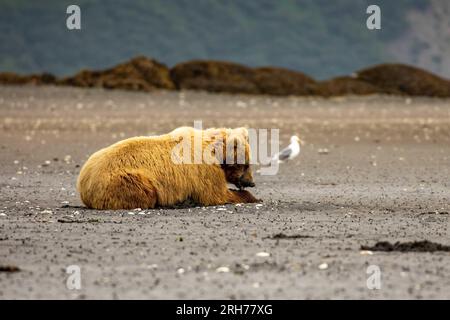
[
  {"left": 361, "top": 240, "right": 450, "bottom": 253},
  {"left": 265, "top": 233, "right": 313, "bottom": 240},
  {"left": 418, "top": 211, "right": 449, "bottom": 216},
  {"left": 0, "top": 266, "right": 20, "bottom": 273},
  {"left": 57, "top": 217, "right": 101, "bottom": 223}
]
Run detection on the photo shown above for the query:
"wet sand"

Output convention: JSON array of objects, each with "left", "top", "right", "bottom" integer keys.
[{"left": 0, "top": 86, "right": 449, "bottom": 299}]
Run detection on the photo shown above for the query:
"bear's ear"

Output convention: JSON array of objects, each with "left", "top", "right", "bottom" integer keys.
[
  {"left": 212, "top": 136, "right": 224, "bottom": 150},
  {"left": 210, "top": 136, "right": 226, "bottom": 164},
  {"left": 233, "top": 127, "right": 249, "bottom": 141},
  {"left": 224, "top": 128, "right": 250, "bottom": 165}
]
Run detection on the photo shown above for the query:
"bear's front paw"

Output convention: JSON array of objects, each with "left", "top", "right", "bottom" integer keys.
[{"left": 230, "top": 189, "right": 261, "bottom": 203}]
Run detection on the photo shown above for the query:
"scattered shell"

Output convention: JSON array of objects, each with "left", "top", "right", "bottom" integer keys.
[
  {"left": 216, "top": 266, "right": 230, "bottom": 273},
  {"left": 256, "top": 252, "right": 270, "bottom": 257},
  {"left": 236, "top": 101, "right": 247, "bottom": 108},
  {"left": 177, "top": 268, "right": 185, "bottom": 275},
  {"left": 318, "top": 148, "right": 329, "bottom": 155},
  {"left": 360, "top": 250, "right": 374, "bottom": 255},
  {"left": 318, "top": 263, "right": 328, "bottom": 270}
]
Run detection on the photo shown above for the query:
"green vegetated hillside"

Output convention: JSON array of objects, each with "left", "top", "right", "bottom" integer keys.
[{"left": 2, "top": 0, "right": 448, "bottom": 79}]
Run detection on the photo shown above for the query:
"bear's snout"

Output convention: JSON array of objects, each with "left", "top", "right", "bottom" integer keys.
[
  {"left": 246, "top": 181, "right": 256, "bottom": 188},
  {"left": 239, "top": 176, "right": 255, "bottom": 188}
]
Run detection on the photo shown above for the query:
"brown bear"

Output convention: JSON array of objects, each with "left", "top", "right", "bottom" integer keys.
[{"left": 77, "top": 127, "right": 259, "bottom": 210}]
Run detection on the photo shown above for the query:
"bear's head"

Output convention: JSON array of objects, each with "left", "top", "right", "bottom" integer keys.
[
  {"left": 221, "top": 163, "right": 255, "bottom": 189},
  {"left": 206, "top": 127, "right": 255, "bottom": 190}
]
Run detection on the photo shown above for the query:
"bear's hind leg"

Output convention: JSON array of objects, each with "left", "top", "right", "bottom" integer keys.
[{"left": 103, "top": 171, "right": 158, "bottom": 210}]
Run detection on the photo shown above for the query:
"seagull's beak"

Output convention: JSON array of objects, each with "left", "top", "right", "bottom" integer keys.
[{"left": 297, "top": 137, "right": 305, "bottom": 146}]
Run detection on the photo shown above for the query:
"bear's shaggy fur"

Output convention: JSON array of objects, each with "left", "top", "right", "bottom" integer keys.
[{"left": 77, "top": 127, "right": 259, "bottom": 210}]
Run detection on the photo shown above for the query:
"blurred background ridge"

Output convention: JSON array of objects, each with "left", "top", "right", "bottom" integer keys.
[{"left": 1, "top": 0, "right": 449, "bottom": 79}]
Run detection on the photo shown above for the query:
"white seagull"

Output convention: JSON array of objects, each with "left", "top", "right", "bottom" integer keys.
[{"left": 272, "top": 135, "right": 303, "bottom": 164}]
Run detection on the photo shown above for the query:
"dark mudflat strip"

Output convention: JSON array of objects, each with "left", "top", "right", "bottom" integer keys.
[
  {"left": 0, "top": 266, "right": 20, "bottom": 273},
  {"left": 265, "top": 233, "right": 313, "bottom": 240},
  {"left": 361, "top": 240, "right": 450, "bottom": 253}
]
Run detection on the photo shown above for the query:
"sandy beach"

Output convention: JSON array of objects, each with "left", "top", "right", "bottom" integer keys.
[{"left": 0, "top": 85, "right": 449, "bottom": 299}]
